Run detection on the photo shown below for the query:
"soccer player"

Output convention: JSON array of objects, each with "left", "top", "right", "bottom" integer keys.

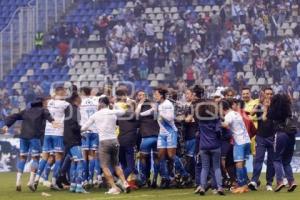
[
  {"left": 81, "top": 96, "right": 130, "bottom": 195},
  {"left": 135, "top": 90, "right": 160, "bottom": 188},
  {"left": 221, "top": 99, "right": 251, "bottom": 194},
  {"left": 2, "top": 97, "right": 57, "bottom": 192},
  {"left": 153, "top": 87, "right": 189, "bottom": 188},
  {"left": 267, "top": 94, "right": 297, "bottom": 192},
  {"left": 63, "top": 93, "right": 88, "bottom": 193},
  {"left": 34, "top": 86, "right": 70, "bottom": 190},
  {"left": 79, "top": 87, "right": 100, "bottom": 187},
  {"left": 248, "top": 87, "right": 275, "bottom": 191}
]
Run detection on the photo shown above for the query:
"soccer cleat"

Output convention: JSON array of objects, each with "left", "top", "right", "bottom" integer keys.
[
  {"left": 181, "top": 175, "right": 192, "bottom": 187},
  {"left": 75, "top": 185, "right": 89, "bottom": 194},
  {"left": 194, "top": 186, "right": 202, "bottom": 194},
  {"left": 266, "top": 185, "right": 273, "bottom": 191},
  {"left": 43, "top": 180, "right": 52, "bottom": 188},
  {"left": 199, "top": 188, "right": 205, "bottom": 196},
  {"left": 82, "top": 180, "right": 89, "bottom": 189},
  {"left": 287, "top": 183, "right": 297, "bottom": 192},
  {"left": 123, "top": 181, "right": 131, "bottom": 193},
  {"left": 248, "top": 181, "right": 258, "bottom": 191},
  {"left": 218, "top": 189, "right": 226, "bottom": 196},
  {"left": 212, "top": 189, "right": 218, "bottom": 195},
  {"left": 160, "top": 178, "right": 170, "bottom": 189},
  {"left": 27, "top": 183, "right": 36, "bottom": 192},
  {"left": 105, "top": 187, "right": 121, "bottom": 195},
  {"left": 274, "top": 182, "right": 285, "bottom": 192},
  {"left": 16, "top": 185, "right": 22, "bottom": 192},
  {"left": 151, "top": 178, "right": 157, "bottom": 189},
  {"left": 69, "top": 184, "right": 76, "bottom": 193},
  {"left": 50, "top": 184, "right": 61, "bottom": 191}
]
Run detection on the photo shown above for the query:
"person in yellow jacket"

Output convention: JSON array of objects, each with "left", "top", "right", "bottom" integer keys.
[
  {"left": 241, "top": 87, "right": 259, "bottom": 156},
  {"left": 35, "top": 31, "right": 44, "bottom": 50}
]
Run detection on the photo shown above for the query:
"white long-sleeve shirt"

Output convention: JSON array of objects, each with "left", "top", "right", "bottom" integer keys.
[
  {"left": 80, "top": 96, "right": 99, "bottom": 133},
  {"left": 45, "top": 99, "right": 69, "bottom": 136},
  {"left": 157, "top": 99, "right": 177, "bottom": 134},
  {"left": 81, "top": 108, "right": 125, "bottom": 141}
]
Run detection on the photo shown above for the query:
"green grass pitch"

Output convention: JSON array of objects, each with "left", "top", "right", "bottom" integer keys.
[{"left": 0, "top": 173, "right": 299, "bottom": 200}]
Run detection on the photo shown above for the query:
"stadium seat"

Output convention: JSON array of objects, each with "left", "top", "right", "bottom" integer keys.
[
  {"left": 20, "top": 76, "right": 28, "bottom": 82},
  {"left": 41, "top": 63, "right": 49, "bottom": 69},
  {"left": 87, "top": 74, "right": 96, "bottom": 81},
  {"left": 147, "top": 73, "right": 156, "bottom": 81},
  {"left": 248, "top": 78, "right": 257, "bottom": 85},
  {"left": 157, "top": 73, "right": 165, "bottom": 81},
  {"left": 150, "top": 80, "right": 158, "bottom": 87},
  {"left": 245, "top": 71, "right": 254, "bottom": 79},
  {"left": 170, "top": 7, "right": 178, "bottom": 13},
  {"left": 257, "top": 77, "right": 266, "bottom": 85}
]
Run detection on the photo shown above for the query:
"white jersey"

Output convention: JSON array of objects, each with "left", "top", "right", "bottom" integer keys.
[
  {"left": 224, "top": 110, "right": 251, "bottom": 145},
  {"left": 45, "top": 99, "right": 70, "bottom": 136},
  {"left": 158, "top": 99, "right": 178, "bottom": 135},
  {"left": 80, "top": 96, "right": 99, "bottom": 133},
  {"left": 81, "top": 108, "right": 125, "bottom": 141}
]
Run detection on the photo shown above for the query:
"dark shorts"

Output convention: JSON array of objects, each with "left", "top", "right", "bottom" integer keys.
[
  {"left": 99, "top": 139, "right": 120, "bottom": 168},
  {"left": 221, "top": 140, "right": 232, "bottom": 158}
]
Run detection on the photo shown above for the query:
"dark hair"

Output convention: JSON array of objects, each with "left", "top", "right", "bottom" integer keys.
[
  {"left": 55, "top": 86, "right": 65, "bottom": 92},
  {"left": 99, "top": 96, "right": 110, "bottom": 106},
  {"left": 224, "top": 88, "right": 236, "bottom": 96},
  {"left": 233, "top": 98, "right": 245, "bottom": 109},
  {"left": 80, "top": 87, "right": 91, "bottom": 96},
  {"left": 68, "top": 93, "right": 80, "bottom": 104},
  {"left": 221, "top": 99, "right": 232, "bottom": 111},
  {"left": 154, "top": 87, "right": 168, "bottom": 99},
  {"left": 116, "top": 88, "right": 127, "bottom": 97},
  {"left": 192, "top": 85, "right": 205, "bottom": 99},
  {"left": 263, "top": 87, "right": 273, "bottom": 92},
  {"left": 242, "top": 87, "right": 251, "bottom": 92},
  {"left": 268, "top": 94, "right": 291, "bottom": 121}
]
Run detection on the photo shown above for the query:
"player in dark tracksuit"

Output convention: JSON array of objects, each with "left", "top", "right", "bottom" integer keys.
[
  {"left": 63, "top": 94, "right": 87, "bottom": 193},
  {"left": 136, "top": 90, "right": 160, "bottom": 188},
  {"left": 249, "top": 88, "right": 275, "bottom": 191},
  {"left": 2, "top": 97, "right": 55, "bottom": 192},
  {"left": 117, "top": 101, "right": 139, "bottom": 181},
  {"left": 267, "top": 93, "right": 297, "bottom": 193}
]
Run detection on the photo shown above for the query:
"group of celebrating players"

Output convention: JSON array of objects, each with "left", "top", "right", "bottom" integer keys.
[{"left": 1, "top": 83, "right": 298, "bottom": 195}]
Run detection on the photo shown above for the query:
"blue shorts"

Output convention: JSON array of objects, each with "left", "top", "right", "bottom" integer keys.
[
  {"left": 69, "top": 146, "right": 84, "bottom": 161},
  {"left": 20, "top": 138, "right": 41, "bottom": 156},
  {"left": 81, "top": 132, "right": 99, "bottom": 150},
  {"left": 233, "top": 143, "right": 251, "bottom": 162},
  {"left": 185, "top": 139, "right": 196, "bottom": 157},
  {"left": 140, "top": 137, "right": 158, "bottom": 154},
  {"left": 157, "top": 132, "right": 177, "bottom": 149},
  {"left": 42, "top": 135, "right": 64, "bottom": 153}
]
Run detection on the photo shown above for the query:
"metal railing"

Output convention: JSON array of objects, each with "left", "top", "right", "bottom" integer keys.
[{"left": 0, "top": 0, "right": 74, "bottom": 80}]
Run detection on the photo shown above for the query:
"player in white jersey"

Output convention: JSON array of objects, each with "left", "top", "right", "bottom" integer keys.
[
  {"left": 153, "top": 87, "right": 189, "bottom": 188},
  {"left": 79, "top": 87, "right": 101, "bottom": 187},
  {"left": 221, "top": 99, "right": 251, "bottom": 194},
  {"left": 34, "top": 86, "right": 70, "bottom": 190}
]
